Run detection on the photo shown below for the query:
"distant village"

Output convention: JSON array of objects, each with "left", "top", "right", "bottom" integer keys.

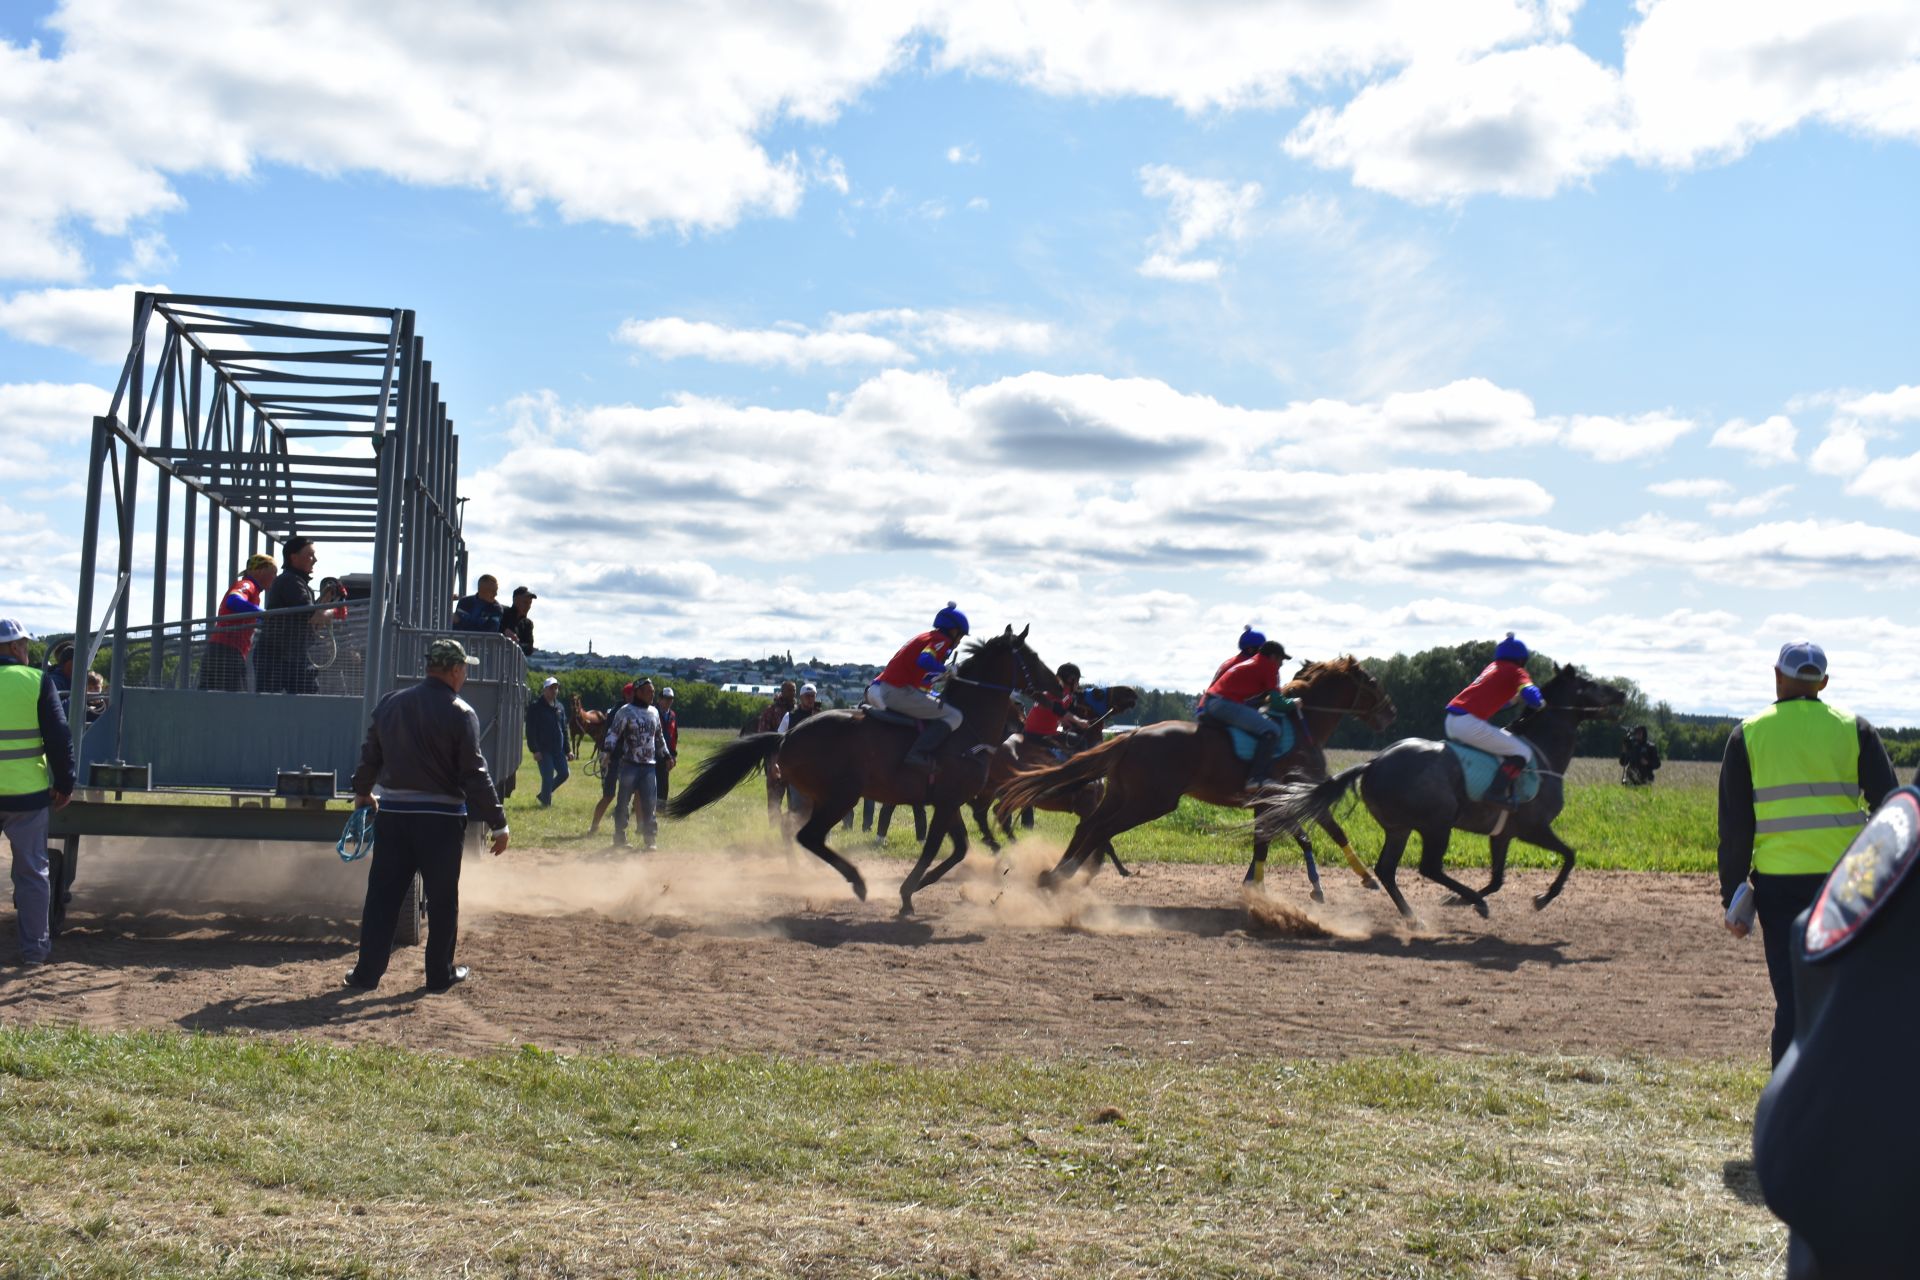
[{"left": 527, "top": 647, "right": 881, "bottom": 709}]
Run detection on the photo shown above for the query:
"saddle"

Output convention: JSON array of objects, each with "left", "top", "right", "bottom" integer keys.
[
  {"left": 854, "top": 703, "right": 919, "bottom": 729},
  {"left": 1212, "top": 713, "right": 1297, "bottom": 764},
  {"left": 1444, "top": 742, "right": 1542, "bottom": 807}
]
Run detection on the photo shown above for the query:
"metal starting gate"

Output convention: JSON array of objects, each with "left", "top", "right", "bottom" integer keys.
[{"left": 48, "top": 292, "right": 524, "bottom": 937}]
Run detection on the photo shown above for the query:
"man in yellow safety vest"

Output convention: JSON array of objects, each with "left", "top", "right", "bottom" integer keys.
[
  {"left": 0, "top": 618, "right": 76, "bottom": 968},
  {"left": 1718, "top": 639, "right": 1898, "bottom": 1065}
]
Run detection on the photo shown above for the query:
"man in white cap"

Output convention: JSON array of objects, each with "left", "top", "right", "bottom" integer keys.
[
  {"left": 0, "top": 619, "right": 75, "bottom": 967},
  {"left": 524, "top": 675, "right": 569, "bottom": 807},
  {"left": 776, "top": 683, "right": 823, "bottom": 828},
  {"left": 1718, "top": 639, "right": 1898, "bottom": 1065}
]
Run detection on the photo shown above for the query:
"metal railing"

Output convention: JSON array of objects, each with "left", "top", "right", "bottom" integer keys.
[{"left": 108, "top": 598, "right": 376, "bottom": 700}]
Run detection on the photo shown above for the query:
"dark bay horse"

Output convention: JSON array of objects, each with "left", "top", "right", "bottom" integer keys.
[
  {"left": 995, "top": 657, "right": 1396, "bottom": 895},
  {"left": 1256, "top": 662, "right": 1625, "bottom": 919},
  {"left": 966, "top": 685, "right": 1141, "bottom": 864},
  {"left": 666, "top": 627, "right": 1060, "bottom": 913}
]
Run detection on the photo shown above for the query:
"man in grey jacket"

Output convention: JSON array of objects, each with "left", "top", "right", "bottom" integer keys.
[{"left": 344, "top": 638, "right": 509, "bottom": 994}]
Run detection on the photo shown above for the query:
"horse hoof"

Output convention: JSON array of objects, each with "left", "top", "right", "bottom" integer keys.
[
  {"left": 1473, "top": 899, "right": 1490, "bottom": 919},
  {"left": 1310, "top": 888, "right": 1325, "bottom": 905},
  {"left": 897, "top": 900, "right": 914, "bottom": 917},
  {"left": 1532, "top": 893, "right": 1553, "bottom": 912},
  {"left": 1361, "top": 877, "right": 1380, "bottom": 892},
  {"left": 851, "top": 876, "right": 868, "bottom": 903}
]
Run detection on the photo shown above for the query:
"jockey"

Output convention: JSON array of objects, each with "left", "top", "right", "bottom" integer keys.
[
  {"left": 1199, "top": 639, "right": 1290, "bottom": 789},
  {"left": 1022, "top": 663, "right": 1088, "bottom": 761},
  {"left": 867, "top": 602, "right": 969, "bottom": 768},
  {"left": 1445, "top": 633, "right": 1544, "bottom": 802},
  {"left": 1213, "top": 625, "right": 1265, "bottom": 683}
]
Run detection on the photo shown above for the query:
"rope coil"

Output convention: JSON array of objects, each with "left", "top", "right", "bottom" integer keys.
[{"left": 337, "top": 804, "right": 376, "bottom": 862}]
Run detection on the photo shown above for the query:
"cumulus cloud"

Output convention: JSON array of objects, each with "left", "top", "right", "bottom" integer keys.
[
  {"left": 0, "top": 381, "right": 110, "bottom": 441},
  {"left": 0, "top": 282, "right": 168, "bottom": 363},
  {"left": 1136, "top": 164, "right": 1261, "bottom": 282},
  {"left": 615, "top": 307, "right": 1055, "bottom": 370},
  {"left": 1555, "top": 411, "right": 1695, "bottom": 462},
  {"left": 1711, "top": 414, "right": 1798, "bottom": 464},
  {"left": 1708, "top": 484, "right": 1795, "bottom": 518},
  {"left": 1647, "top": 477, "right": 1732, "bottom": 498},
  {"left": 1848, "top": 452, "right": 1920, "bottom": 512}
]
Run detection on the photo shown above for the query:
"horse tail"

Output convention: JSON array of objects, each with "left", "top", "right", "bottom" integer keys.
[
  {"left": 1255, "top": 762, "right": 1369, "bottom": 841},
  {"left": 666, "top": 732, "right": 780, "bottom": 819},
  {"left": 994, "top": 732, "right": 1129, "bottom": 819}
]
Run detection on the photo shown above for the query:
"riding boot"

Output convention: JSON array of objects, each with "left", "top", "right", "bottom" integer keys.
[
  {"left": 1494, "top": 756, "right": 1527, "bottom": 806},
  {"left": 1246, "top": 734, "right": 1279, "bottom": 791},
  {"left": 904, "top": 719, "right": 953, "bottom": 769}
]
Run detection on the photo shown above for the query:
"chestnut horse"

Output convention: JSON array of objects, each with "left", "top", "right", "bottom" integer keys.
[
  {"left": 667, "top": 627, "right": 1061, "bottom": 914},
  {"left": 995, "top": 657, "right": 1396, "bottom": 894},
  {"left": 568, "top": 694, "right": 610, "bottom": 760},
  {"left": 966, "top": 685, "right": 1141, "bottom": 869}
]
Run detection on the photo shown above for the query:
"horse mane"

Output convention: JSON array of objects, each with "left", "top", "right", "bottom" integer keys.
[
  {"left": 1282, "top": 653, "right": 1366, "bottom": 697},
  {"left": 956, "top": 630, "right": 1024, "bottom": 674}
]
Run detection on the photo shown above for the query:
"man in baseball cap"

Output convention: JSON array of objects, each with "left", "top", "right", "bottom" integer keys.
[
  {"left": 526, "top": 675, "right": 569, "bottom": 807},
  {"left": 503, "top": 586, "right": 537, "bottom": 657},
  {"left": 1718, "top": 636, "right": 1898, "bottom": 1065},
  {"left": 0, "top": 617, "right": 75, "bottom": 968}
]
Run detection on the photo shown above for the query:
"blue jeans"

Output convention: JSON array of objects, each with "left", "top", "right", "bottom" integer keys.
[
  {"left": 534, "top": 751, "right": 570, "bottom": 804},
  {"left": 615, "top": 763, "right": 658, "bottom": 846},
  {"left": 4, "top": 808, "right": 50, "bottom": 965},
  {"left": 1199, "top": 696, "right": 1280, "bottom": 742}
]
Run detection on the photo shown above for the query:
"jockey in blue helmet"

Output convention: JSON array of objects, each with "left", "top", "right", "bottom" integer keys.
[{"left": 868, "top": 602, "right": 970, "bottom": 767}]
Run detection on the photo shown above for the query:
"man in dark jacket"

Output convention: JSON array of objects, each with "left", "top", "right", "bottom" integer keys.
[
  {"left": 257, "top": 537, "right": 322, "bottom": 694},
  {"left": 1619, "top": 725, "right": 1662, "bottom": 785},
  {"left": 344, "top": 638, "right": 508, "bottom": 994},
  {"left": 502, "top": 586, "right": 536, "bottom": 656},
  {"left": 452, "top": 575, "right": 504, "bottom": 634},
  {"left": 526, "top": 676, "right": 569, "bottom": 806},
  {"left": 654, "top": 687, "right": 678, "bottom": 804},
  {"left": 0, "top": 619, "right": 75, "bottom": 968}
]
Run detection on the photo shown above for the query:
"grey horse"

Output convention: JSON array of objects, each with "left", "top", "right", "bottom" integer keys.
[{"left": 1254, "top": 663, "right": 1626, "bottom": 918}]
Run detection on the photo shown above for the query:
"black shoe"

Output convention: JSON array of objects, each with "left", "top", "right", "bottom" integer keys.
[
  {"left": 612, "top": 835, "right": 629, "bottom": 848},
  {"left": 425, "top": 965, "right": 469, "bottom": 994},
  {"left": 342, "top": 969, "right": 378, "bottom": 991},
  {"left": 904, "top": 718, "right": 953, "bottom": 768}
]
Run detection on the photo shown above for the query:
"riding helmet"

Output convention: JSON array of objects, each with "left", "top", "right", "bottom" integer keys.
[
  {"left": 933, "top": 601, "right": 970, "bottom": 635},
  {"left": 1494, "top": 632, "right": 1529, "bottom": 663},
  {"left": 1238, "top": 624, "right": 1263, "bottom": 651}
]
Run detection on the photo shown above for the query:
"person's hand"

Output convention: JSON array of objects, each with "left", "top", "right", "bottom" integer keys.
[
  {"left": 769, "top": 765, "right": 783, "bottom": 783},
  {"left": 1724, "top": 918, "right": 1750, "bottom": 939},
  {"left": 51, "top": 790, "right": 71, "bottom": 811},
  {"left": 354, "top": 793, "right": 377, "bottom": 811},
  {"left": 490, "top": 829, "right": 509, "bottom": 856}
]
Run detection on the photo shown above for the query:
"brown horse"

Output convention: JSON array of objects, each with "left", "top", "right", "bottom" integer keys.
[
  {"left": 995, "top": 656, "right": 1396, "bottom": 894},
  {"left": 568, "top": 694, "right": 610, "bottom": 760},
  {"left": 667, "top": 627, "right": 1061, "bottom": 913},
  {"left": 966, "top": 685, "right": 1141, "bottom": 868}
]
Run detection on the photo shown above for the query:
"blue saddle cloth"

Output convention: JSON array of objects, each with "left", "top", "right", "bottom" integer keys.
[
  {"left": 1226, "top": 714, "right": 1297, "bottom": 763},
  {"left": 1446, "top": 742, "right": 1543, "bottom": 805}
]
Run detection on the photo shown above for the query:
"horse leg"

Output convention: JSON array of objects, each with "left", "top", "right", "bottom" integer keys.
[
  {"left": 1415, "top": 827, "right": 1488, "bottom": 918},
  {"left": 1375, "top": 828, "right": 1415, "bottom": 919},
  {"left": 1288, "top": 825, "right": 1325, "bottom": 902},
  {"left": 915, "top": 808, "right": 975, "bottom": 894},
  {"left": 1318, "top": 812, "right": 1378, "bottom": 890},
  {"left": 1524, "top": 826, "right": 1578, "bottom": 911},
  {"left": 898, "top": 807, "right": 955, "bottom": 917},
  {"left": 969, "top": 798, "right": 1002, "bottom": 854},
  {"left": 794, "top": 798, "right": 868, "bottom": 903}
]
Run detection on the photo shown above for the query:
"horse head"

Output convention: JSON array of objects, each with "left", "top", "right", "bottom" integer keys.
[
  {"left": 1287, "top": 655, "right": 1396, "bottom": 732},
  {"left": 1537, "top": 662, "right": 1628, "bottom": 722},
  {"left": 957, "top": 627, "right": 1061, "bottom": 702}
]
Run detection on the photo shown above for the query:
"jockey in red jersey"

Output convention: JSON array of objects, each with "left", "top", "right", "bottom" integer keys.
[
  {"left": 1445, "top": 633, "right": 1544, "bottom": 804},
  {"left": 1198, "top": 639, "right": 1290, "bottom": 789},
  {"left": 1022, "top": 663, "right": 1087, "bottom": 760},
  {"left": 866, "top": 602, "right": 969, "bottom": 767}
]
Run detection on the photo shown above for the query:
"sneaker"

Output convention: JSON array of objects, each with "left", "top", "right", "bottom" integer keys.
[
  {"left": 643, "top": 842, "right": 658, "bottom": 852},
  {"left": 612, "top": 835, "right": 629, "bottom": 848},
  {"left": 538, "top": 796, "right": 552, "bottom": 808},
  {"left": 425, "top": 965, "right": 469, "bottom": 994}
]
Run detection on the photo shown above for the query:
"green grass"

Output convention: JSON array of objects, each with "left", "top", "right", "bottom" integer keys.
[
  {"left": 509, "top": 731, "right": 1722, "bottom": 875},
  {"left": 0, "top": 1027, "right": 1780, "bottom": 1278}
]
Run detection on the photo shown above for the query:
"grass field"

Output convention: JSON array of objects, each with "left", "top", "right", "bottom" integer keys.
[
  {"left": 0, "top": 1028, "right": 1777, "bottom": 1278},
  {"left": 505, "top": 729, "right": 1723, "bottom": 876}
]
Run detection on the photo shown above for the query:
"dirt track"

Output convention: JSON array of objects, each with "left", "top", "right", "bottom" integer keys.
[{"left": 0, "top": 837, "right": 1772, "bottom": 1062}]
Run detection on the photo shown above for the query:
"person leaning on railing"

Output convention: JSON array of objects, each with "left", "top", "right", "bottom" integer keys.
[
  {"left": 201, "top": 553, "right": 276, "bottom": 692},
  {"left": 0, "top": 618, "right": 75, "bottom": 969},
  {"left": 257, "top": 537, "right": 327, "bottom": 695},
  {"left": 1718, "top": 640, "right": 1898, "bottom": 1066}
]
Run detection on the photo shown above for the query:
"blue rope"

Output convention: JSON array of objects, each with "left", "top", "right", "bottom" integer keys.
[{"left": 337, "top": 804, "right": 376, "bottom": 863}]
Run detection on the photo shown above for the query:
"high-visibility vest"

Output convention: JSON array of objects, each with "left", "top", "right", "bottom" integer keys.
[
  {"left": 1744, "top": 698, "right": 1867, "bottom": 876},
  {"left": 0, "top": 663, "right": 51, "bottom": 797}
]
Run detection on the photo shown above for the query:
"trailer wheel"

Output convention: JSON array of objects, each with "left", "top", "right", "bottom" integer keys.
[
  {"left": 391, "top": 872, "right": 424, "bottom": 947},
  {"left": 47, "top": 837, "right": 77, "bottom": 938}
]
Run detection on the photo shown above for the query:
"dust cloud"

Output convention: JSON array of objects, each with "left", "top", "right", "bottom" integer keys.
[{"left": 59, "top": 836, "right": 369, "bottom": 934}]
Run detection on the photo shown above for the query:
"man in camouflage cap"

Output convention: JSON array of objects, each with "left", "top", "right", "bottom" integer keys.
[{"left": 344, "top": 637, "right": 509, "bottom": 994}]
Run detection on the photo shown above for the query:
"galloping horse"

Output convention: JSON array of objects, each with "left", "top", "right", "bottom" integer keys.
[
  {"left": 667, "top": 627, "right": 1060, "bottom": 913},
  {"left": 568, "top": 694, "right": 610, "bottom": 760},
  {"left": 996, "top": 657, "right": 1396, "bottom": 895},
  {"left": 966, "top": 685, "right": 1141, "bottom": 866},
  {"left": 1256, "top": 662, "right": 1625, "bottom": 918}
]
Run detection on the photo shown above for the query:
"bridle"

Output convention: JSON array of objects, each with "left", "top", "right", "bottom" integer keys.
[{"left": 944, "top": 639, "right": 1050, "bottom": 700}]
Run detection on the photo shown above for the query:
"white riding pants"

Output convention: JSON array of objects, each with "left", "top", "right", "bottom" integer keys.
[
  {"left": 1443, "top": 711, "right": 1534, "bottom": 762},
  {"left": 866, "top": 682, "right": 963, "bottom": 730}
]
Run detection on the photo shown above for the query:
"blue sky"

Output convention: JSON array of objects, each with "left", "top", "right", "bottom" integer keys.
[{"left": 2, "top": 0, "right": 1916, "bottom": 718}]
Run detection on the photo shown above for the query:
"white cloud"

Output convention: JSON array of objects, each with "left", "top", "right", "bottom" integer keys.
[
  {"left": 1839, "top": 384, "right": 1920, "bottom": 420},
  {"left": 1647, "top": 477, "right": 1732, "bottom": 498},
  {"left": 1136, "top": 164, "right": 1261, "bottom": 282},
  {"left": 946, "top": 142, "right": 979, "bottom": 164},
  {"left": 1708, "top": 484, "right": 1794, "bottom": 518},
  {"left": 1555, "top": 411, "right": 1695, "bottom": 462},
  {"left": 614, "top": 317, "right": 911, "bottom": 370},
  {"left": 0, "top": 282, "right": 171, "bottom": 364},
  {"left": 1711, "top": 414, "right": 1798, "bottom": 464},
  {"left": 829, "top": 308, "right": 1055, "bottom": 355},
  {"left": 1283, "top": 2, "right": 1920, "bottom": 203},
  {"left": 0, "top": 381, "right": 110, "bottom": 441},
  {"left": 1809, "top": 420, "right": 1876, "bottom": 477},
  {"left": 1848, "top": 451, "right": 1920, "bottom": 512}
]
